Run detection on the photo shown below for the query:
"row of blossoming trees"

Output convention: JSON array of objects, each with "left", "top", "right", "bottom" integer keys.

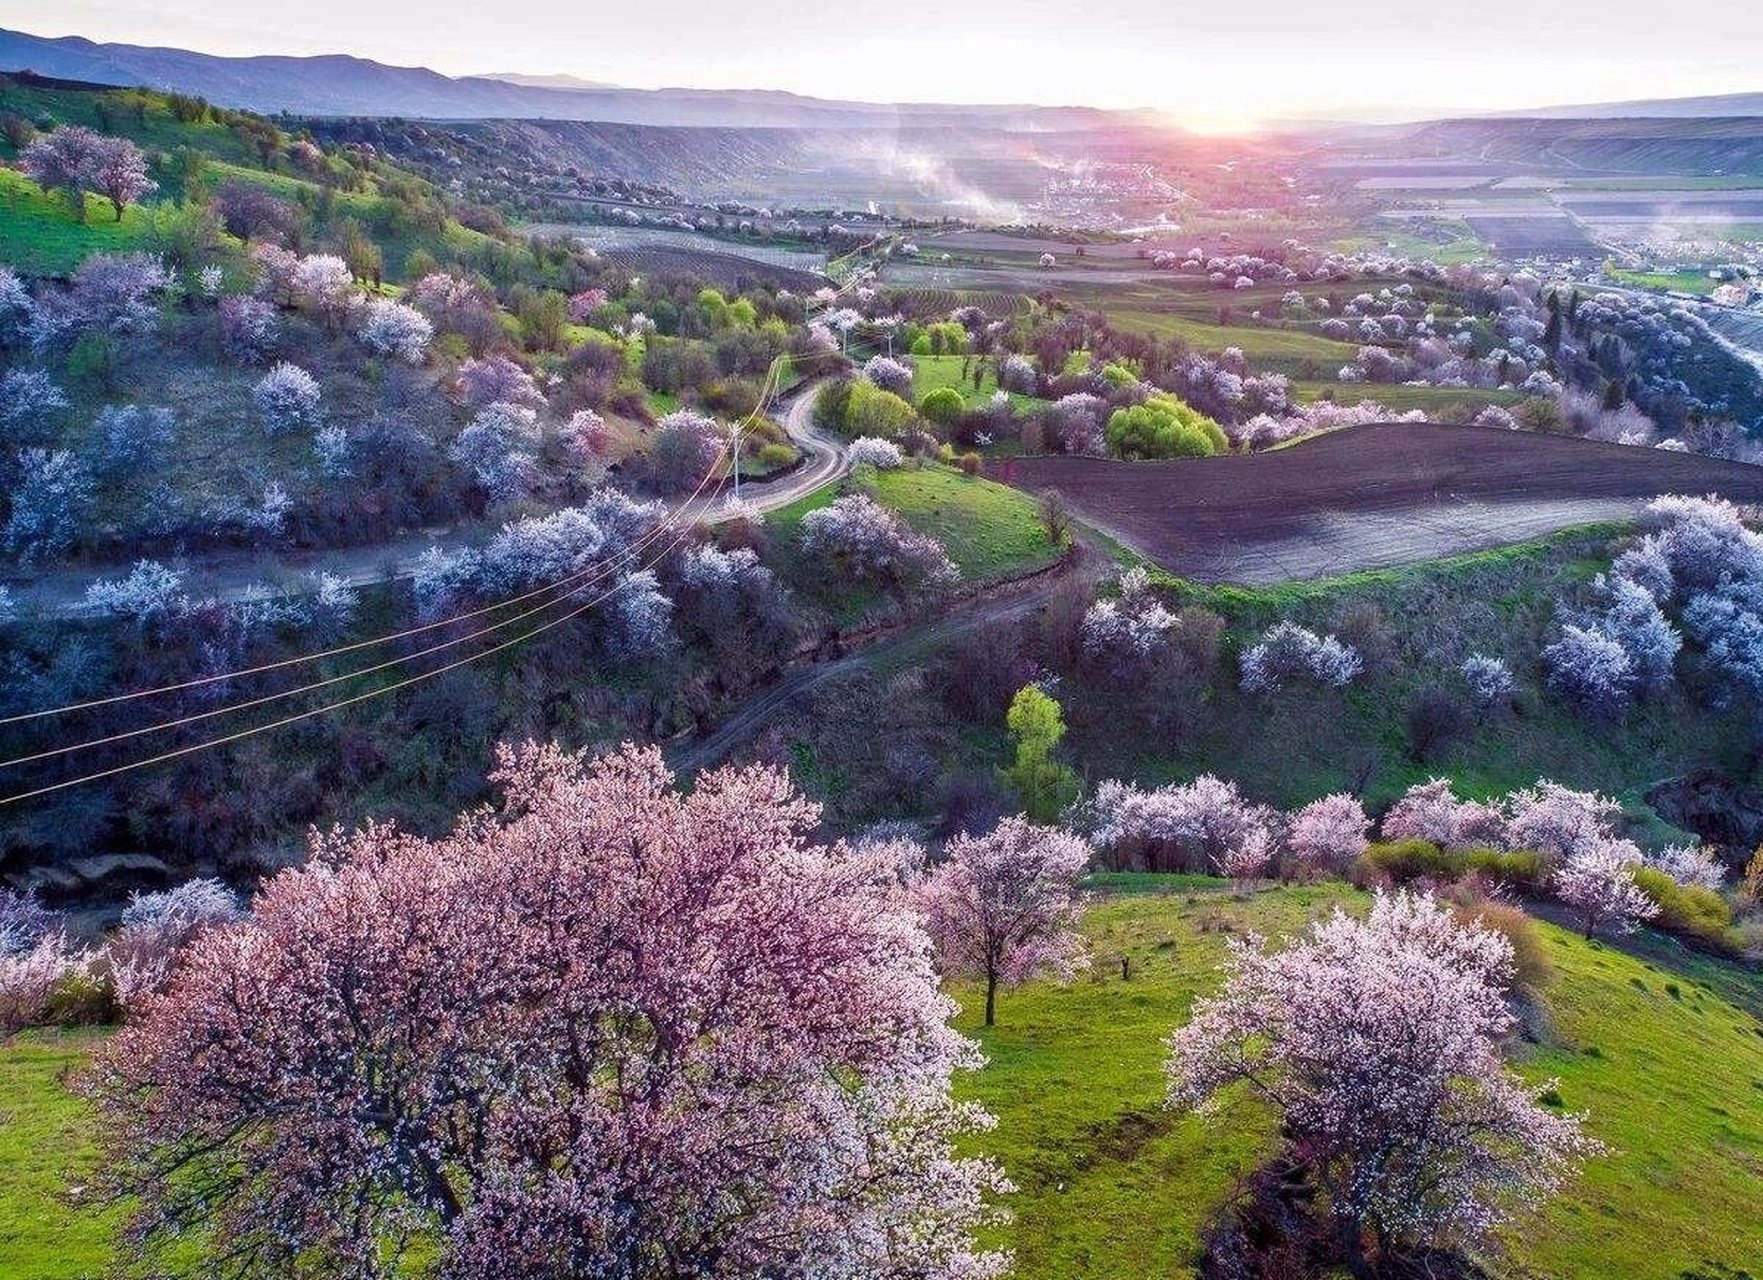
[
  {"left": 9, "top": 738, "right": 1737, "bottom": 1275},
  {"left": 1083, "top": 768, "right": 1743, "bottom": 942}
]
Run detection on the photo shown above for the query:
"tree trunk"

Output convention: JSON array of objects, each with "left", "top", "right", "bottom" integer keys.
[
  {"left": 1340, "top": 1217, "right": 1374, "bottom": 1280},
  {"left": 984, "top": 972, "right": 997, "bottom": 1027}
]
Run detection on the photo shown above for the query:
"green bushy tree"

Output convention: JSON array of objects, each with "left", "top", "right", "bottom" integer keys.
[
  {"left": 1004, "top": 684, "right": 1080, "bottom": 823},
  {"left": 1105, "top": 394, "right": 1227, "bottom": 460}
]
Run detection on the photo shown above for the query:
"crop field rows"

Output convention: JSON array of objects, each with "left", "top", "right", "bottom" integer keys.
[
  {"left": 594, "top": 244, "right": 825, "bottom": 290},
  {"left": 1001, "top": 423, "right": 1763, "bottom": 581},
  {"left": 1462, "top": 216, "right": 1605, "bottom": 260}
]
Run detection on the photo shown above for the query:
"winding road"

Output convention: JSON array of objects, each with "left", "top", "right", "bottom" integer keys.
[{"left": 4, "top": 379, "right": 847, "bottom": 620}]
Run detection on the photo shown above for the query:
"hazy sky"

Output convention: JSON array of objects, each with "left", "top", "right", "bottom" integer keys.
[{"left": 11, "top": 1, "right": 1760, "bottom": 128}]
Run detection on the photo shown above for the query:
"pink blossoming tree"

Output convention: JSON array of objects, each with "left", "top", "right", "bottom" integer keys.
[
  {"left": 1284, "top": 792, "right": 1371, "bottom": 879},
  {"left": 916, "top": 816, "right": 1091, "bottom": 1026},
  {"left": 86, "top": 744, "right": 1009, "bottom": 1280}
]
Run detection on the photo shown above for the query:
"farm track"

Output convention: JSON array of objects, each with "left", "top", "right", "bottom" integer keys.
[
  {"left": 669, "top": 537, "right": 1111, "bottom": 776},
  {"left": 999, "top": 423, "right": 1763, "bottom": 583},
  {"left": 5, "top": 381, "right": 846, "bottom": 619}
]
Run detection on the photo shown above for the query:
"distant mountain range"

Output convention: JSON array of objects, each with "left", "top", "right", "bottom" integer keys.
[
  {"left": 480, "top": 73, "right": 617, "bottom": 92},
  {"left": 6, "top": 27, "right": 1757, "bottom": 135},
  {"left": 0, "top": 27, "right": 1164, "bottom": 131},
  {"left": 1499, "top": 91, "right": 1763, "bottom": 119}
]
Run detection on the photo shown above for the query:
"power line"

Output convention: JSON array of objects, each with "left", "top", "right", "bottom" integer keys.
[
  {"left": 0, "top": 346, "right": 810, "bottom": 797},
  {"left": 0, "top": 272, "right": 856, "bottom": 798},
  {"left": 0, "top": 511, "right": 712, "bottom": 807},
  {"left": 0, "top": 357, "right": 778, "bottom": 770},
  {"left": 0, "top": 352, "right": 797, "bottom": 726},
  {"left": 0, "top": 484, "right": 686, "bottom": 769}
]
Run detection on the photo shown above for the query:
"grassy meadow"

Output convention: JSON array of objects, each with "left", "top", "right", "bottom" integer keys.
[
  {"left": 1095, "top": 308, "right": 1362, "bottom": 375},
  {"left": 9, "top": 882, "right": 1758, "bottom": 1279},
  {"left": 1291, "top": 380, "right": 1528, "bottom": 414},
  {"left": 0, "top": 1031, "right": 119, "bottom": 1280},
  {"left": 952, "top": 881, "right": 1763, "bottom": 1280},
  {"left": 911, "top": 353, "right": 1050, "bottom": 412},
  {"left": 766, "top": 461, "right": 1061, "bottom": 625},
  {"left": 0, "top": 170, "right": 162, "bottom": 277}
]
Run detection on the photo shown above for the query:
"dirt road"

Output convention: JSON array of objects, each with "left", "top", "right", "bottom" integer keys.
[
  {"left": 669, "top": 540, "right": 1110, "bottom": 775},
  {"left": 1001, "top": 423, "right": 1763, "bottom": 583},
  {"left": 5, "top": 381, "right": 845, "bottom": 619}
]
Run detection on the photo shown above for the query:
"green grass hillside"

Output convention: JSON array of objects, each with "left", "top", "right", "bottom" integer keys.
[
  {"left": 1056, "top": 528, "right": 1759, "bottom": 819},
  {"left": 951, "top": 881, "right": 1763, "bottom": 1280},
  {"left": 0, "top": 81, "right": 502, "bottom": 280},
  {"left": 0, "top": 169, "right": 160, "bottom": 276},
  {"left": 912, "top": 354, "right": 1048, "bottom": 412},
  {"left": 1099, "top": 309, "right": 1362, "bottom": 375},
  {"left": 767, "top": 461, "right": 1062, "bottom": 623},
  {"left": 7, "top": 883, "right": 1757, "bottom": 1278},
  {"left": 0, "top": 84, "right": 261, "bottom": 169},
  {"left": 0, "top": 1031, "right": 119, "bottom": 1280},
  {"left": 1292, "top": 380, "right": 1528, "bottom": 414}
]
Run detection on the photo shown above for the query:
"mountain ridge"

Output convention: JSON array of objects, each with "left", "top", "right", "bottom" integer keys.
[{"left": 0, "top": 27, "right": 1165, "bottom": 131}]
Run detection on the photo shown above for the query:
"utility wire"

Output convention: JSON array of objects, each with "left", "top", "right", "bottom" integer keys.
[
  {"left": 0, "top": 352, "right": 795, "bottom": 726},
  {"left": 0, "top": 279, "right": 855, "bottom": 797}
]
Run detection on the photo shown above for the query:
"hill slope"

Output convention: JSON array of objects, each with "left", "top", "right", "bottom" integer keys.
[
  {"left": 4, "top": 882, "right": 1757, "bottom": 1277},
  {"left": 953, "top": 881, "right": 1763, "bottom": 1280}
]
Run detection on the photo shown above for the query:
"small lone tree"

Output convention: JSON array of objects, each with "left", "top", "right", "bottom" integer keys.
[
  {"left": 252, "top": 362, "right": 321, "bottom": 435},
  {"left": 1554, "top": 840, "right": 1658, "bottom": 939},
  {"left": 1167, "top": 891, "right": 1598, "bottom": 1275},
  {"left": 1003, "top": 684, "right": 1079, "bottom": 823},
  {"left": 917, "top": 815, "right": 1090, "bottom": 1026},
  {"left": 89, "top": 134, "right": 155, "bottom": 221}
]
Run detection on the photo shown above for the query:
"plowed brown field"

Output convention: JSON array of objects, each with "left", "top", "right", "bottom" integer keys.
[{"left": 999, "top": 423, "right": 1763, "bottom": 582}]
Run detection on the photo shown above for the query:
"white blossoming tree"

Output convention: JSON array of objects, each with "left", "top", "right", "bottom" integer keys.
[
  {"left": 1166, "top": 891, "right": 1599, "bottom": 1272},
  {"left": 357, "top": 298, "right": 433, "bottom": 365},
  {"left": 1554, "top": 840, "right": 1659, "bottom": 939},
  {"left": 252, "top": 362, "right": 321, "bottom": 435}
]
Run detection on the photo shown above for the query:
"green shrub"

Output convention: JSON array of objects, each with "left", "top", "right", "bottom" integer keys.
[
  {"left": 1104, "top": 394, "right": 1227, "bottom": 460},
  {"left": 41, "top": 968, "right": 119, "bottom": 1028},
  {"left": 918, "top": 385, "right": 965, "bottom": 427},
  {"left": 1632, "top": 867, "right": 1735, "bottom": 950},
  {"left": 813, "top": 378, "right": 853, "bottom": 432},
  {"left": 1452, "top": 894, "right": 1553, "bottom": 995},
  {"left": 845, "top": 379, "right": 917, "bottom": 439},
  {"left": 1356, "top": 839, "right": 1466, "bottom": 884},
  {"left": 66, "top": 331, "right": 117, "bottom": 385},
  {"left": 754, "top": 441, "right": 796, "bottom": 470},
  {"left": 1464, "top": 847, "right": 1547, "bottom": 891}
]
